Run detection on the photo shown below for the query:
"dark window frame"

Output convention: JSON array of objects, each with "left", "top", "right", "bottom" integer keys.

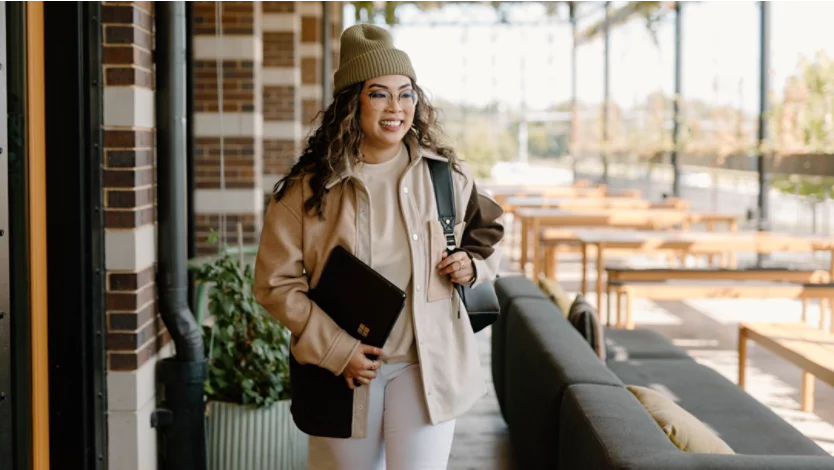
[{"left": 43, "top": 2, "right": 107, "bottom": 468}]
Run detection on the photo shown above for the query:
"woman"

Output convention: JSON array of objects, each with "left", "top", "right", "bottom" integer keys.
[{"left": 254, "top": 23, "right": 504, "bottom": 470}]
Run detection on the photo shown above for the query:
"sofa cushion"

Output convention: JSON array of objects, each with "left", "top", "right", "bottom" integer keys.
[
  {"left": 560, "top": 383, "right": 834, "bottom": 470},
  {"left": 492, "top": 276, "right": 550, "bottom": 422},
  {"left": 537, "top": 274, "right": 573, "bottom": 316},
  {"left": 608, "top": 359, "right": 829, "bottom": 456},
  {"left": 605, "top": 328, "right": 693, "bottom": 362},
  {"left": 560, "top": 383, "right": 688, "bottom": 469},
  {"left": 568, "top": 294, "right": 606, "bottom": 361},
  {"left": 627, "top": 385, "right": 735, "bottom": 454},
  {"left": 505, "top": 297, "right": 623, "bottom": 469}
]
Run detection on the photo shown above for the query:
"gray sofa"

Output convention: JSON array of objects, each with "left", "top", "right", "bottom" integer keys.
[{"left": 493, "top": 276, "right": 834, "bottom": 470}]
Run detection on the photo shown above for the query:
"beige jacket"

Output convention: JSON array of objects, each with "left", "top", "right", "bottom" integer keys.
[{"left": 253, "top": 139, "right": 504, "bottom": 438}]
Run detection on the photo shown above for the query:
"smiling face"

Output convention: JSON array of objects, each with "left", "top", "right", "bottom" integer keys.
[{"left": 358, "top": 75, "right": 416, "bottom": 158}]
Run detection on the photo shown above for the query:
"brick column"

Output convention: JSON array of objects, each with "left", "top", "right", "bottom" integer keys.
[
  {"left": 101, "top": 2, "right": 172, "bottom": 470},
  {"left": 299, "top": 2, "right": 343, "bottom": 136},
  {"left": 300, "top": 2, "right": 323, "bottom": 137},
  {"left": 193, "top": 1, "right": 264, "bottom": 254},
  {"left": 262, "top": 1, "right": 301, "bottom": 191},
  {"left": 329, "top": 1, "right": 343, "bottom": 84}
]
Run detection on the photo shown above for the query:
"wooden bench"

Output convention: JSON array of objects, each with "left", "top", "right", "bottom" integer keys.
[
  {"left": 739, "top": 322, "right": 834, "bottom": 413},
  {"left": 608, "top": 280, "right": 834, "bottom": 330},
  {"left": 605, "top": 267, "right": 831, "bottom": 326}
]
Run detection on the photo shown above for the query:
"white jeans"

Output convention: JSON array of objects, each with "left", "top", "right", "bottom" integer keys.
[{"left": 307, "top": 362, "right": 456, "bottom": 470}]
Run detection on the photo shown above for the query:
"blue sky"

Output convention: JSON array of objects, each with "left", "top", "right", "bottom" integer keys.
[{"left": 343, "top": 1, "right": 834, "bottom": 114}]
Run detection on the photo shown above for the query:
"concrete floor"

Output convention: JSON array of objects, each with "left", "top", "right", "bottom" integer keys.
[
  {"left": 447, "top": 326, "right": 514, "bottom": 470},
  {"left": 447, "top": 248, "right": 834, "bottom": 469}
]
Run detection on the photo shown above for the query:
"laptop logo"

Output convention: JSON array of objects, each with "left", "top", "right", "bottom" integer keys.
[{"left": 357, "top": 323, "right": 370, "bottom": 338}]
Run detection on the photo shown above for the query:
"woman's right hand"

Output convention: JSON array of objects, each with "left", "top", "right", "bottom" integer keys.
[{"left": 342, "top": 344, "right": 384, "bottom": 390}]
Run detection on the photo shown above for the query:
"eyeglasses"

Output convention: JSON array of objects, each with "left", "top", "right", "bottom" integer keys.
[{"left": 365, "top": 89, "right": 417, "bottom": 111}]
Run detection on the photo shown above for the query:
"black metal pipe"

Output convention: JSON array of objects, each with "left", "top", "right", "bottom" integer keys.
[
  {"left": 152, "top": 3, "right": 208, "bottom": 469},
  {"left": 671, "top": 1, "right": 682, "bottom": 197},
  {"left": 185, "top": 1, "right": 196, "bottom": 312},
  {"left": 155, "top": 1, "right": 202, "bottom": 362},
  {"left": 757, "top": 1, "right": 771, "bottom": 232},
  {"left": 602, "top": 1, "right": 610, "bottom": 185}
]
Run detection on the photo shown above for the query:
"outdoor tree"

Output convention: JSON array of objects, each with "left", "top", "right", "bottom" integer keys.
[
  {"left": 453, "top": 120, "right": 518, "bottom": 178},
  {"left": 576, "top": 1, "right": 675, "bottom": 45},
  {"left": 351, "top": 1, "right": 566, "bottom": 24},
  {"left": 574, "top": 2, "right": 677, "bottom": 164},
  {"left": 628, "top": 91, "right": 673, "bottom": 162},
  {"left": 769, "top": 51, "right": 834, "bottom": 156},
  {"left": 680, "top": 76, "right": 755, "bottom": 165}
]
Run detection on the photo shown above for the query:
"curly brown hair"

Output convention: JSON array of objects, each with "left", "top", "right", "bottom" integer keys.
[{"left": 272, "top": 81, "right": 461, "bottom": 219}]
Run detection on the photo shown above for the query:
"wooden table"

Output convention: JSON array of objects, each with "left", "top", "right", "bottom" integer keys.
[
  {"left": 489, "top": 186, "right": 605, "bottom": 208},
  {"left": 739, "top": 322, "right": 834, "bottom": 412},
  {"left": 515, "top": 208, "right": 699, "bottom": 277},
  {"left": 689, "top": 212, "right": 740, "bottom": 232},
  {"left": 488, "top": 185, "right": 641, "bottom": 211},
  {"left": 505, "top": 196, "right": 654, "bottom": 210},
  {"left": 570, "top": 230, "right": 834, "bottom": 317},
  {"left": 504, "top": 198, "right": 658, "bottom": 249},
  {"left": 502, "top": 196, "right": 672, "bottom": 255}
]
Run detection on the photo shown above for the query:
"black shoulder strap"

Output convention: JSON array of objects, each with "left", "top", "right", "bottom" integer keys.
[{"left": 426, "top": 159, "right": 457, "bottom": 250}]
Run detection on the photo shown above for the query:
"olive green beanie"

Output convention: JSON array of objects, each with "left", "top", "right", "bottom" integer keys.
[{"left": 333, "top": 24, "right": 416, "bottom": 96}]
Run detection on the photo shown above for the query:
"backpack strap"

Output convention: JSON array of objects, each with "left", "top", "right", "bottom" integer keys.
[{"left": 426, "top": 159, "right": 457, "bottom": 251}]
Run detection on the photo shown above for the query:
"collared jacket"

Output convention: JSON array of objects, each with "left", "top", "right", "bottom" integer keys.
[{"left": 253, "top": 137, "right": 504, "bottom": 439}]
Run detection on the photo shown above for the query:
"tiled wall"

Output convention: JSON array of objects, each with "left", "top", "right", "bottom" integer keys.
[
  {"left": 300, "top": 2, "right": 322, "bottom": 132},
  {"left": 262, "top": 1, "right": 301, "bottom": 183},
  {"left": 193, "top": 1, "right": 264, "bottom": 254},
  {"left": 97, "top": 2, "right": 343, "bottom": 467},
  {"left": 300, "top": 2, "right": 341, "bottom": 137},
  {"left": 101, "top": 2, "right": 173, "bottom": 470}
]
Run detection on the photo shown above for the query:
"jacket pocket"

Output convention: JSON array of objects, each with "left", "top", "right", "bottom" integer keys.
[{"left": 427, "top": 219, "right": 453, "bottom": 302}]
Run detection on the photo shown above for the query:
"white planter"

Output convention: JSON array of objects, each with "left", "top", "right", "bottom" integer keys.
[{"left": 206, "top": 400, "right": 308, "bottom": 470}]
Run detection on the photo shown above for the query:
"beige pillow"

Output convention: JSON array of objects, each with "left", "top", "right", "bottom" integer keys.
[
  {"left": 537, "top": 274, "right": 574, "bottom": 317},
  {"left": 627, "top": 385, "right": 735, "bottom": 454},
  {"left": 568, "top": 295, "right": 606, "bottom": 361}
]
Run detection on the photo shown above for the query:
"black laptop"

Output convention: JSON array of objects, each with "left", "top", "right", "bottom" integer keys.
[{"left": 309, "top": 245, "right": 407, "bottom": 357}]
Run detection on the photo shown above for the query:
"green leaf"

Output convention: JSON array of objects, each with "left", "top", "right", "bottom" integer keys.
[
  {"left": 197, "top": 251, "right": 293, "bottom": 407},
  {"left": 207, "top": 229, "right": 220, "bottom": 246}
]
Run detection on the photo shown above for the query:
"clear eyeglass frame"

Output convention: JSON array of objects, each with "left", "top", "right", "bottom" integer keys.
[{"left": 366, "top": 89, "right": 417, "bottom": 111}]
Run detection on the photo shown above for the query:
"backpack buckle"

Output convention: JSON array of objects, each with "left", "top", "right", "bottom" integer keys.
[{"left": 445, "top": 232, "right": 457, "bottom": 251}]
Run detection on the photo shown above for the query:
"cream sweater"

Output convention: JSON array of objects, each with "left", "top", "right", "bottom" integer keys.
[{"left": 357, "top": 144, "right": 418, "bottom": 364}]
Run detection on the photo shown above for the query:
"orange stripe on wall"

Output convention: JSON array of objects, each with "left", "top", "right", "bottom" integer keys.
[{"left": 26, "top": 2, "right": 50, "bottom": 470}]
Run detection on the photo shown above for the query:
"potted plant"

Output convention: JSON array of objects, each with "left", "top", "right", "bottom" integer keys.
[{"left": 193, "top": 247, "right": 307, "bottom": 470}]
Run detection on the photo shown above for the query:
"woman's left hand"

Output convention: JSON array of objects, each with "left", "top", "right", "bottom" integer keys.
[{"left": 437, "top": 250, "right": 475, "bottom": 286}]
